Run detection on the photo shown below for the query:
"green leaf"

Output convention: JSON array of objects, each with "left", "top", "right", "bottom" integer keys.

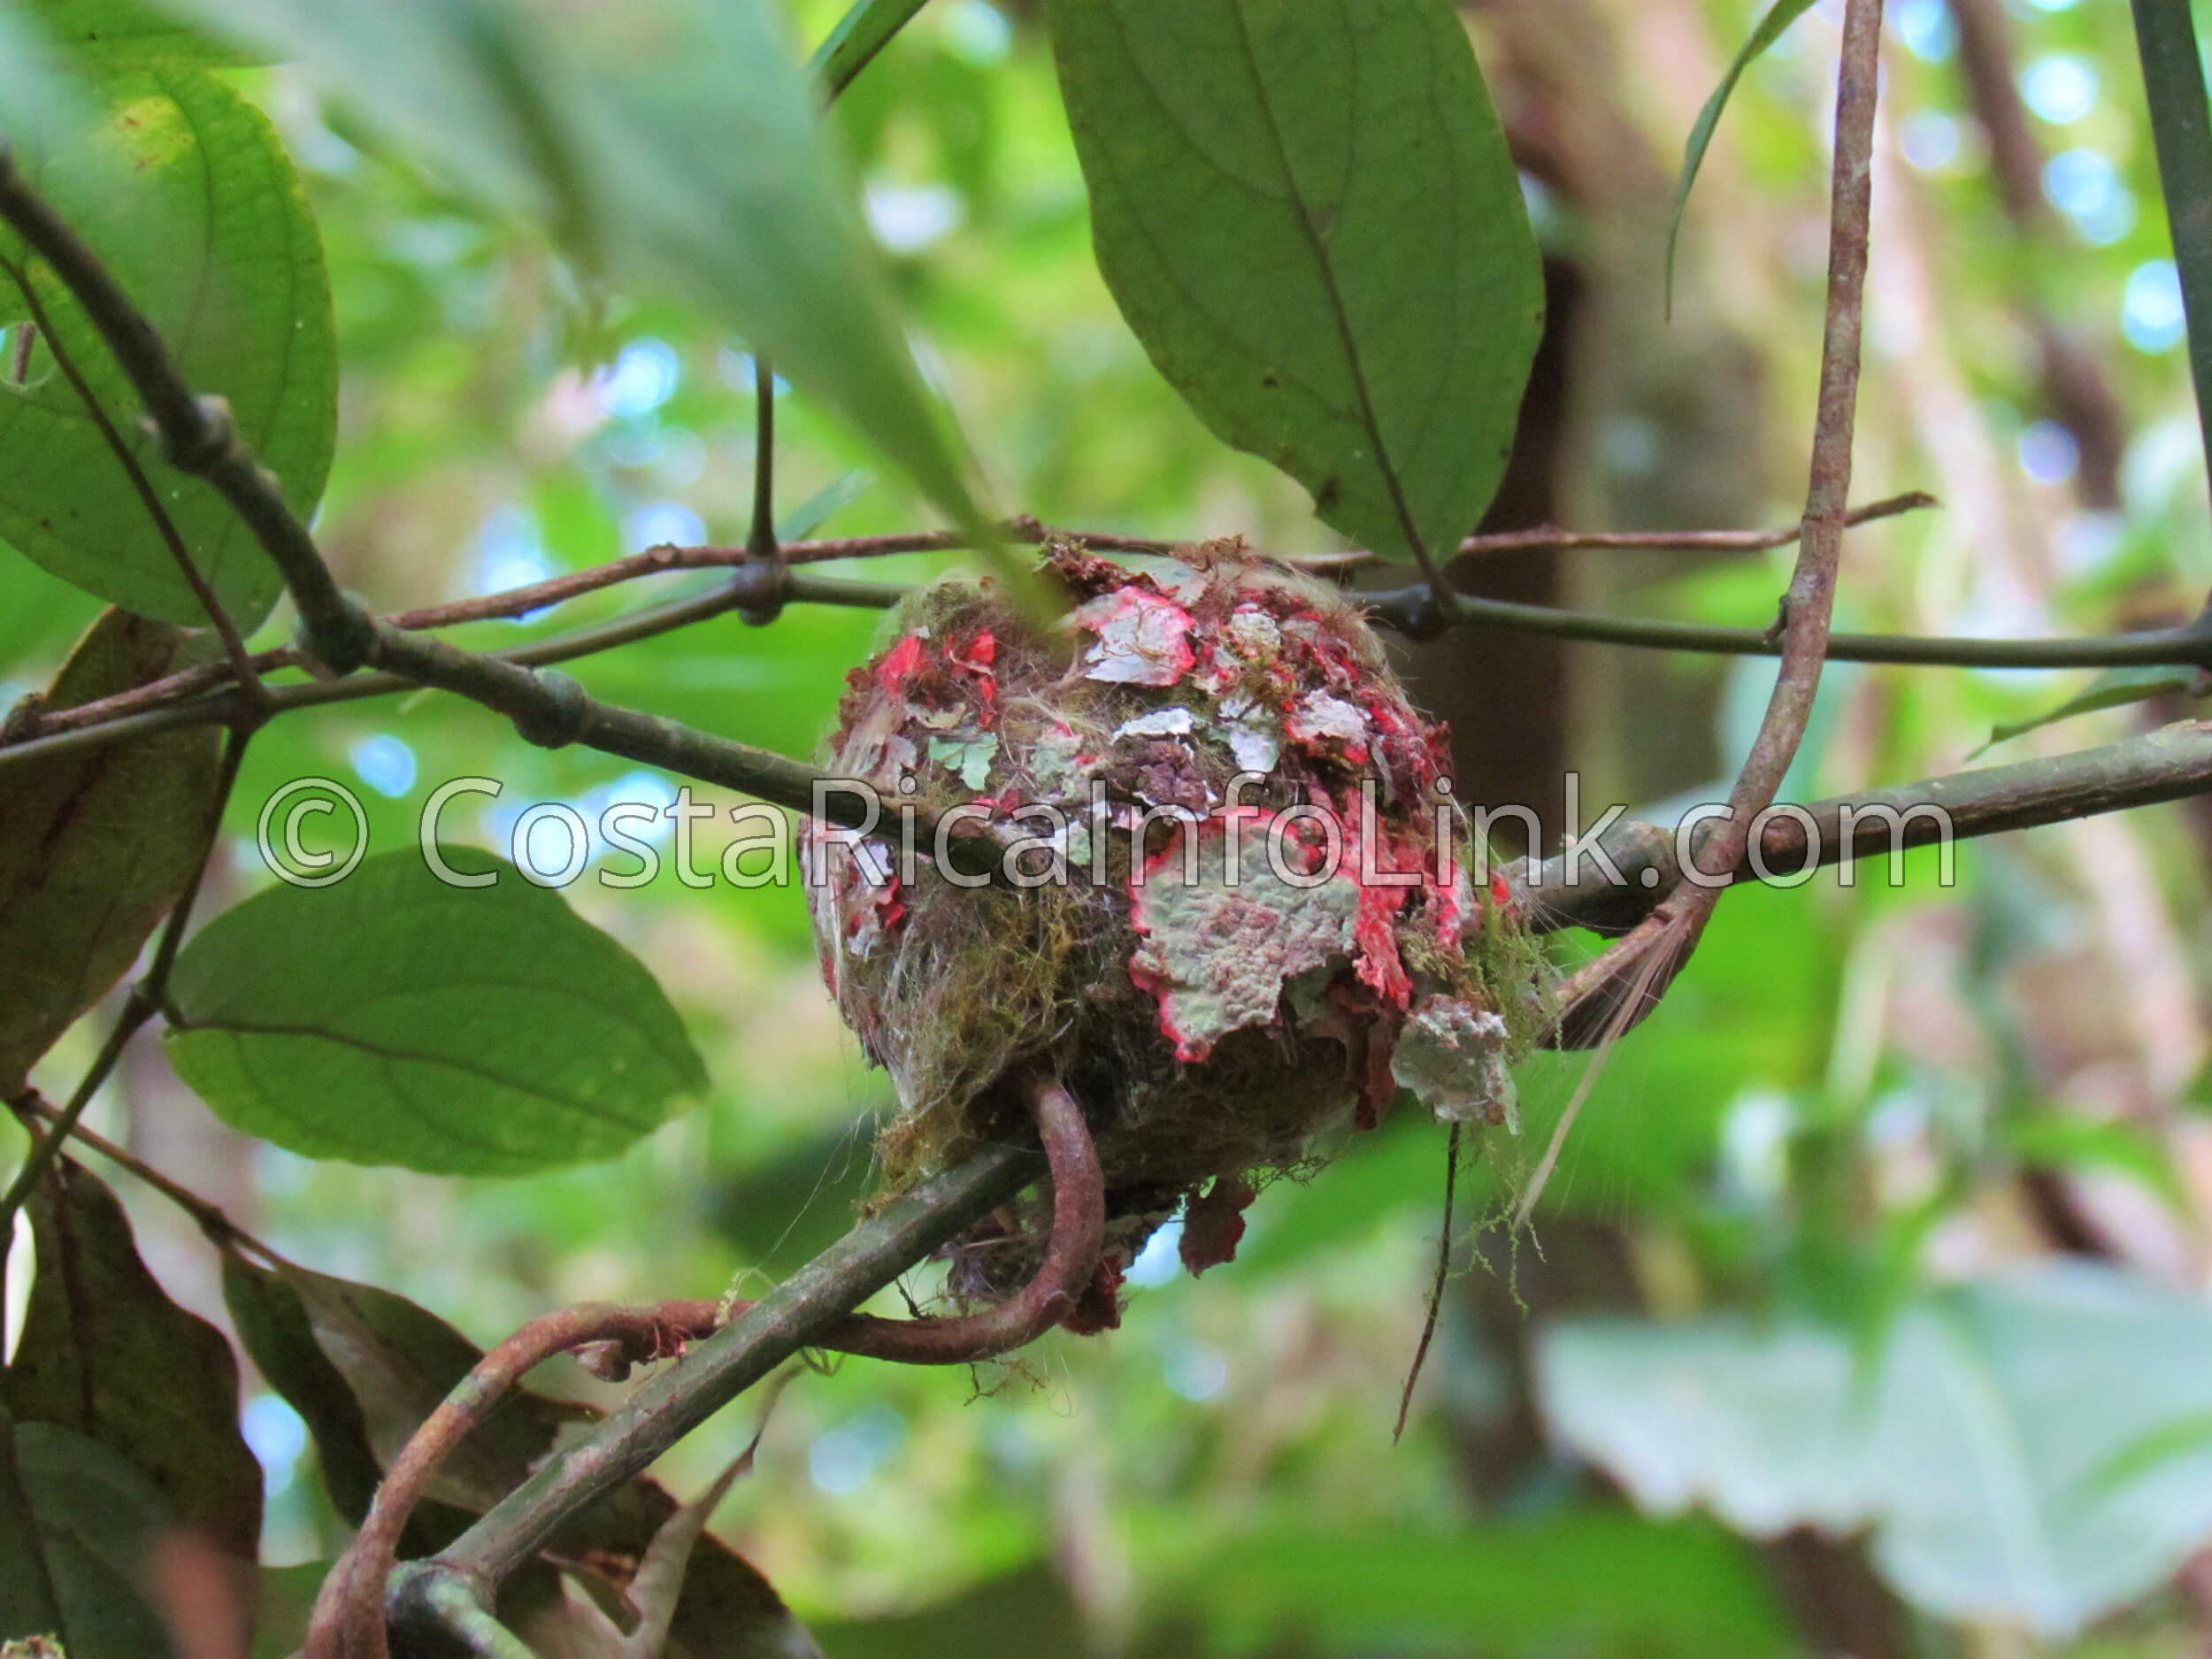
[
  {"left": 168, "top": 0, "right": 995, "bottom": 551},
  {"left": 812, "top": 0, "right": 932, "bottom": 99},
  {"left": 221, "top": 1248, "right": 815, "bottom": 1659},
  {"left": 219, "top": 1249, "right": 497, "bottom": 1548},
  {"left": 1972, "top": 664, "right": 2210, "bottom": 757},
  {"left": 1663, "top": 0, "right": 1813, "bottom": 317},
  {"left": 2090, "top": 1411, "right": 2212, "bottom": 1500},
  {"left": 1046, "top": 0, "right": 1541, "bottom": 567},
  {"left": 3, "top": 1415, "right": 176, "bottom": 1659},
  {"left": 165, "top": 847, "right": 708, "bottom": 1175},
  {"left": 4, "top": 1157, "right": 261, "bottom": 1561},
  {"left": 250, "top": 1256, "right": 591, "bottom": 1510},
  {"left": 1137, "top": 1512, "right": 1793, "bottom": 1658},
  {"left": 0, "top": 66, "right": 336, "bottom": 626},
  {"left": 24, "top": 0, "right": 270, "bottom": 68},
  {"left": 0, "top": 609, "right": 222, "bottom": 1088},
  {"left": 1539, "top": 1263, "right": 2212, "bottom": 1636},
  {"left": 777, "top": 469, "right": 874, "bottom": 543}
]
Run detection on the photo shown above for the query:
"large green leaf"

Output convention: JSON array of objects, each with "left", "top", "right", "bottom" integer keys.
[
  {"left": 1538, "top": 1263, "right": 2212, "bottom": 1635},
  {"left": 1047, "top": 0, "right": 1542, "bottom": 567},
  {"left": 0, "top": 609, "right": 223, "bottom": 1088},
  {"left": 165, "top": 0, "right": 992, "bottom": 546},
  {"left": 2, "top": 1414, "right": 176, "bottom": 1659},
  {"left": 1136, "top": 1511, "right": 1793, "bottom": 1657},
  {"left": 25, "top": 0, "right": 267, "bottom": 68},
  {"left": 221, "top": 1248, "right": 817, "bottom": 1659},
  {"left": 1663, "top": 0, "right": 1814, "bottom": 314},
  {"left": 165, "top": 847, "right": 709, "bottom": 1174},
  {"left": 4, "top": 1157, "right": 261, "bottom": 1561},
  {"left": 0, "top": 65, "right": 335, "bottom": 626}
]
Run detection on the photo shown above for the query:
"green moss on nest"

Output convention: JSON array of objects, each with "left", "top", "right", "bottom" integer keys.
[{"left": 809, "top": 541, "right": 1550, "bottom": 1309}]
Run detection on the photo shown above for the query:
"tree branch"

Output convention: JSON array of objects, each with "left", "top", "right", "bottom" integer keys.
[
  {"left": 432, "top": 1140, "right": 1038, "bottom": 1589},
  {"left": 1508, "top": 717, "right": 2212, "bottom": 950},
  {"left": 1517, "top": 0, "right": 1884, "bottom": 1200},
  {"left": 319, "top": 1072, "right": 1101, "bottom": 1659},
  {"left": 5, "top": 1089, "right": 276, "bottom": 1260}
]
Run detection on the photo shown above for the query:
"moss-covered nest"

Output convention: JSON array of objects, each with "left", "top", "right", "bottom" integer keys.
[{"left": 809, "top": 541, "right": 1547, "bottom": 1324}]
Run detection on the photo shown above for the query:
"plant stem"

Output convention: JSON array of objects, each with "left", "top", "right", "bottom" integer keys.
[
  {"left": 1510, "top": 718, "right": 2212, "bottom": 945},
  {"left": 437, "top": 1140, "right": 1036, "bottom": 1587},
  {"left": 1367, "top": 589, "right": 2212, "bottom": 666},
  {"left": 1516, "top": 0, "right": 1886, "bottom": 1218},
  {"left": 8, "top": 1090, "right": 268, "bottom": 1256},
  {"left": 2131, "top": 0, "right": 2212, "bottom": 513}
]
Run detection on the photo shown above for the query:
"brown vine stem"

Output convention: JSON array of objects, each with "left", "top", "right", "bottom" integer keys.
[
  {"left": 324, "top": 1072, "right": 1099, "bottom": 1659},
  {"left": 4, "top": 1089, "right": 285, "bottom": 1263},
  {"left": 1516, "top": 0, "right": 1886, "bottom": 1225}
]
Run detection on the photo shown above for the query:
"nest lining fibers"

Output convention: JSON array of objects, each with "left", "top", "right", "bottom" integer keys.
[{"left": 807, "top": 541, "right": 1547, "bottom": 1315}]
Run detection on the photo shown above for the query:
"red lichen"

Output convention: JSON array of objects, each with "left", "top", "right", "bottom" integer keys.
[{"left": 1179, "top": 1175, "right": 1256, "bottom": 1275}]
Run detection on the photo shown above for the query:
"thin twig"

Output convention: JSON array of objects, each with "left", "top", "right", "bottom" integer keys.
[
  {"left": 1415, "top": 488, "right": 1932, "bottom": 564},
  {"left": 5, "top": 1088, "right": 280, "bottom": 1262},
  {"left": 1394, "top": 1122, "right": 1460, "bottom": 1443},
  {"left": 16, "top": 566, "right": 895, "bottom": 746},
  {"left": 0, "top": 490, "right": 1941, "bottom": 751},
  {"left": 311, "top": 1302, "right": 713, "bottom": 1659},
  {"left": 1371, "top": 591, "right": 2212, "bottom": 664},
  {"left": 1515, "top": 0, "right": 1886, "bottom": 1224},
  {"left": 23, "top": 557, "right": 2212, "bottom": 781},
  {"left": 748, "top": 352, "right": 777, "bottom": 565}
]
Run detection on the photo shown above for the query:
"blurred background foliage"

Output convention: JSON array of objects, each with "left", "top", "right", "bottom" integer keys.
[{"left": 13, "top": 0, "right": 2212, "bottom": 1653}]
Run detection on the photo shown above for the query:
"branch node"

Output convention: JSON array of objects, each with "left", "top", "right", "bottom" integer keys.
[
  {"left": 153, "top": 393, "right": 241, "bottom": 475},
  {"left": 1366, "top": 585, "right": 1455, "bottom": 641},
  {"left": 730, "top": 559, "right": 789, "bottom": 628},
  {"left": 295, "top": 595, "right": 380, "bottom": 680},
  {"left": 512, "top": 669, "right": 592, "bottom": 750}
]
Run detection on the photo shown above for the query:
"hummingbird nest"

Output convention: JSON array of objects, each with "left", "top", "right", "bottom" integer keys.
[{"left": 808, "top": 541, "right": 1547, "bottom": 1324}]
